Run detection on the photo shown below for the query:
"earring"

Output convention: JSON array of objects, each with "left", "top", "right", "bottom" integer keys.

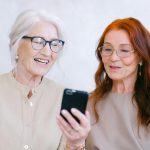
[
  {"left": 15, "top": 55, "right": 19, "bottom": 62},
  {"left": 139, "top": 62, "right": 142, "bottom": 76},
  {"left": 103, "top": 71, "right": 106, "bottom": 80}
]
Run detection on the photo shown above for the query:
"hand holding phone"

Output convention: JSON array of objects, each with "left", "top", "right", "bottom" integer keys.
[{"left": 60, "top": 88, "right": 88, "bottom": 123}]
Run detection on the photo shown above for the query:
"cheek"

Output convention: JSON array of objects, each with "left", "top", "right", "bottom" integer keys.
[
  {"left": 102, "top": 56, "right": 109, "bottom": 64},
  {"left": 18, "top": 42, "right": 33, "bottom": 58},
  {"left": 121, "top": 56, "right": 139, "bottom": 76},
  {"left": 19, "top": 49, "right": 34, "bottom": 62},
  {"left": 51, "top": 53, "right": 58, "bottom": 61},
  {"left": 122, "top": 55, "right": 139, "bottom": 66}
]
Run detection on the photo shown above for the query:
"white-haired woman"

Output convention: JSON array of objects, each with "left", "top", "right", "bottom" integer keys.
[{"left": 0, "top": 10, "right": 90, "bottom": 150}]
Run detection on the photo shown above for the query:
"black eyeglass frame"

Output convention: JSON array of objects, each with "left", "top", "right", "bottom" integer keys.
[{"left": 22, "top": 36, "right": 65, "bottom": 53}]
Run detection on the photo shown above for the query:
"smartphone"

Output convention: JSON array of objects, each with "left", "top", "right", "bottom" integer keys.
[{"left": 60, "top": 88, "right": 89, "bottom": 123}]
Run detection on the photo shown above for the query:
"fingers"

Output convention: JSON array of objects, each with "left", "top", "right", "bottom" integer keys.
[
  {"left": 59, "top": 108, "right": 90, "bottom": 131},
  {"left": 57, "top": 110, "right": 91, "bottom": 148},
  {"left": 71, "top": 109, "right": 90, "bottom": 129},
  {"left": 58, "top": 109, "right": 91, "bottom": 135},
  {"left": 57, "top": 115, "right": 73, "bottom": 139},
  {"left": 61, "top": 109, "right": 81, "bottom": 130}
]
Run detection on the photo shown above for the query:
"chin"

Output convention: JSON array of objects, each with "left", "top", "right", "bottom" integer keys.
[
  {"left": 32, "top": 69, "right": 49, "bottom": 77},
  {"left": 111, "top": 77, "right": 124, "bottom": 81},
  {"left": 108, "top": 75, "right": 123, "bottom": 81}
]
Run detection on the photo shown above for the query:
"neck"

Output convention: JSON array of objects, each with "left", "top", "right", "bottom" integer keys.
[
  {"left": 112, "top": 76, "right": 137, "bottom": 93},
  {"left": 13, "top": 67, "right": 42, "bottom": 89}
]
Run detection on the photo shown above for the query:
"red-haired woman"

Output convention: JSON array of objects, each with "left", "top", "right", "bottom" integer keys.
[{"left": 87, "top": 17, "right": 150, "bottom": 150}]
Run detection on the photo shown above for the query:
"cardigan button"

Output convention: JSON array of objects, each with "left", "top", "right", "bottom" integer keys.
[{"left": 24, "top": 145, "right": 29, "bottom": 149}]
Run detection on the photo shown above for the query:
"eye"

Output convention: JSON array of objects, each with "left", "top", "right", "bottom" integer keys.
[
  {"left": 120, "top": 49, "right": 130, "bottom": 53},
  {"left": 102, "top": 46, "right": 112, "bottom": 53},
  {"left": 102, "top": 44, "right": 113, "bottom": 52},
  {"left": 51, "top": 40, "right": 62, "bottom": 46},
  {"left": 32, "top": 38, "right": 45, "bottom": 45},
  {"left": 34, "top": 41, "right": 44, "bottom": 45},
  {"left": 104, "top": 48, "right": 112, "bottom": 51}
]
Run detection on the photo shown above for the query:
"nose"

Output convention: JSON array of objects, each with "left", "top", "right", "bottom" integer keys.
[
  {"left": 40, "top": 43, "right": 52, "bottom": 56},
  {"left": 110, "top": 49, "right": 120, "bottom": 61}
]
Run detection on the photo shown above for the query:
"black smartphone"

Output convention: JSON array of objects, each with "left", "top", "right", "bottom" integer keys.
[{"left": 60, "top": 88, "right": 89, "bottom": 123}]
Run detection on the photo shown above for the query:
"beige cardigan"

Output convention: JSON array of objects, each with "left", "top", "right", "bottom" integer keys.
[{"left": 0, "top": 71, "right": 66, "bottom": 150}]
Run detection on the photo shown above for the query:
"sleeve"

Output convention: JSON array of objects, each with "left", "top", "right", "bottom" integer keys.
[
  {"left": 57, "top": 135, "right": 67, "bottom": 150},
  {"left": 86, "top": 132, "right": 95, "bottom": 150}
]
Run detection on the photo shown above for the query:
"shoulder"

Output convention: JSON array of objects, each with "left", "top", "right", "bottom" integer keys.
[
  {"left": 42, "top": 77, "right": 65, "bottom": 97},
  {"left": 0, "top": 72, "right": 13, "bottom": 93},
  {"left": 0, "top": 72, "right": 9, "bottom": 80},
  {"left": 40, "top": 77, "right": 66, "bottom": 107},
  {"left": 43, "top": 77, "right": 64, "bottom": 91},
  {"left": 0, "top": 72, "right": 11, "bottom": 85}
]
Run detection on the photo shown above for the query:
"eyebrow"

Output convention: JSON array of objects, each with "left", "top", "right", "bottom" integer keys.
[
  {"left": 104, "top": 42, "right": 111, "bottom": 44},
  {"left": 26, "top": 35, "right": 59, "bottom": 41},
  {"left": 104, "top": 42, "right": 131, "bottom": 46},
  {"left": 103, "top": 42, "right": 112, "bottom": 46}
]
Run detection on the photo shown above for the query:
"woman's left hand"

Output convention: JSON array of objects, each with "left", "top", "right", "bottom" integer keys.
[{"left": 57, "top": 108, "right": 91, "bottom": 149}]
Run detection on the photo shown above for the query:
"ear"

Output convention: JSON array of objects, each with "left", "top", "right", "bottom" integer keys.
[{"left": 17, "top": 40, "right": 23, "bottom": 54}]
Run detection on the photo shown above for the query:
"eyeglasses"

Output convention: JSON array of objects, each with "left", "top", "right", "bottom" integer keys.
[
  {"left": 99, "top": 43, "right": 135, "bottom": 58},
  {"left": 22, "top": 36, "right": 65, "bottom": 53}
]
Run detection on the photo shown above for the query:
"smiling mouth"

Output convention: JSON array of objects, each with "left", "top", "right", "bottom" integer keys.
[
  {"left": 34, "top": 58, "right": 49, "bottom": 64},
  {"left": 110, "top": 65, "right": 121, "bottom": 69}
]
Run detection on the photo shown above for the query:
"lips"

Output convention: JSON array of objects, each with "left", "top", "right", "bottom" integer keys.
[
  {"left": 110, "top": 65, "right": 121, "bottom": 69},
  {"left": 109, "top": 65, "right": 122, "bottom": 72},
  {"left": 34, "top": 58, "right": 49, "bottom": 64}
]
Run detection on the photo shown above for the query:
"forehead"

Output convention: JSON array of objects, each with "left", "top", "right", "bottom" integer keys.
[
  {"left": 104, "top": 30, "right": 131, "bottom": 46},
  {"left": 27, "top": 21, "right": 58, "bottom": 39}
]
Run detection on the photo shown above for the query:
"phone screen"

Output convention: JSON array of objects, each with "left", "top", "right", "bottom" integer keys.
[{"left": 60, "top": 88, "right": 88, "bottom": 123}]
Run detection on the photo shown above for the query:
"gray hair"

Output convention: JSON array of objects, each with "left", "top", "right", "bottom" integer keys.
[{"left": 9, "top": 9, "right": 65, "bottom": 66}]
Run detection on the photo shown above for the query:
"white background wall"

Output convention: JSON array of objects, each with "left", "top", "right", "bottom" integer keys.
[{"left": 0, "top": 0, "right": 150, "bottom": 92}]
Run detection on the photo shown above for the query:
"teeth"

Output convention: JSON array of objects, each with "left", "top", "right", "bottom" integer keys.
[{"left": 34, "top": 58, "right": 49, "bottom": 64}]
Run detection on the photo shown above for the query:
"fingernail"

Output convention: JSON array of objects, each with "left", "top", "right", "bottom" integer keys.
[
  {"left": 71, "top": 108, "right": 76, "bottom": 113},
  {"left": 62, "top": 110, "right": 66, "bottom": 114}
]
